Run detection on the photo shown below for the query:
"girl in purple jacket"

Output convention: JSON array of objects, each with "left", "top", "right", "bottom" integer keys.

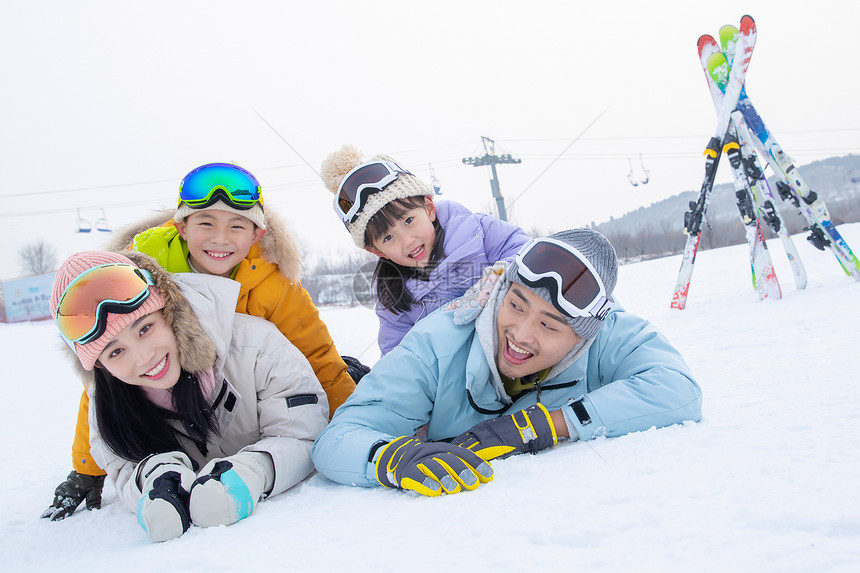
[{"left": 322, "top": 144, "right": 531, "bottom": 355}]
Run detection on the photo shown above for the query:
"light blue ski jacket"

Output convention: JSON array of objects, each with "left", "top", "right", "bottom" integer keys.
[{"left": 313, "top": 302, "right": 702, "bottom": 487}]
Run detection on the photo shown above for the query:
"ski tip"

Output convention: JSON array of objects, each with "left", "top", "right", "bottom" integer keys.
[
  {"left": 698, "top": 35, "right": 720, "bottom": 60},
  {"left": 697, "top": 34, "right": 716, "bottom": 47},
  {"left": 707, "top": 51, "right": 728, "bottom": 67},
  {"left": 719, "top": 24, "right": 739, "bottom": 50},
  {"left": 740, "top": 14, "right": 756, "bottom": 33}
]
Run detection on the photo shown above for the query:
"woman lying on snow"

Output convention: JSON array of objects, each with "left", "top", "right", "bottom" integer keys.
[{"left": 49, "top": 250, "right": 329, "bottom": 542}]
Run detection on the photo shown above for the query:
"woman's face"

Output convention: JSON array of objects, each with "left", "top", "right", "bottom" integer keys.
[{"left": 97, "top": 310, "right": 182, "bottom": 390}]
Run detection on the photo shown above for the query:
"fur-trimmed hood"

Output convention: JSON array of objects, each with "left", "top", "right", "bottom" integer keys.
[
  {"left": 61, "top": 251, "right": 218, "bottom": 383},
  {"left": 103, "top": 207, "right": 302, "bottom": 282}
]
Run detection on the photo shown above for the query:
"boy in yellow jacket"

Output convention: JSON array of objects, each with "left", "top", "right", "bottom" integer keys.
[{"left": 42, "top": 162, "right": 361, "bottom": 521}]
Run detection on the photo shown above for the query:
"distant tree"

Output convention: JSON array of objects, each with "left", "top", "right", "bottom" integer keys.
[{"left": 17, "top": 240, "right": 58, "bottom": 275}]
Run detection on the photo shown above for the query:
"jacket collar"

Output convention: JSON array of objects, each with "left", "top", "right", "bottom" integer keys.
[{"left": 172, "top": 273, "right": 240, "bottom": 376}]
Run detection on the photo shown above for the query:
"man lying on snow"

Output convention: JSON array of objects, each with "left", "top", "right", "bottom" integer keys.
[{"left": 312, "top": 228, "right": 703, "bottom": 496}]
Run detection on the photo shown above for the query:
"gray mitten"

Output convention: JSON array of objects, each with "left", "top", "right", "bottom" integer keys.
[
  {"left": 189, "top": 451, "right": 274, "bottom": 528},
  {"left": 447, "top": 262, "right": 506, "bottom": 325},
  {"left": 135, "top": 452, "right": 197, "bottom": 543}
]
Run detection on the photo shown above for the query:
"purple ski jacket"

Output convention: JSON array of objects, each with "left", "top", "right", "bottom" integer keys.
[{"left": 375, "top": 200, "right": 530, "bottom": 355}]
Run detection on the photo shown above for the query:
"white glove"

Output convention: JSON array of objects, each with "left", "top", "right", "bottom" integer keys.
[
  {"left": 135, "top": 451, "right": 197, "bottom": 543},
  {"left": 446, "top": 261, "right": 507, "bottom": 325},
  {"left": 189, "top": 451, "right": 274, "bottom": 528}
]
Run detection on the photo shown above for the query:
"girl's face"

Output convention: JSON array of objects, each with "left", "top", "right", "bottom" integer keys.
[
  {"left": 97, "top": 310, "right": 182, "bottom": 390},
  {"left": 174, "top": 209, "right": 266, "bottom": 277},
  {"left": 367, "top": 199, "right": 438, "bottom": 268}
]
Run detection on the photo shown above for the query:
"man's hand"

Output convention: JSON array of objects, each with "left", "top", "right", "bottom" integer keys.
[
  {"left": 452, "top": 403, "right": 558, "bottom": 461},
  {"left": 40, "top": 471, "right": 106, "bottom": 521},
  {"left": 375, "top": 437, "right": 494, "bottom": 497}
]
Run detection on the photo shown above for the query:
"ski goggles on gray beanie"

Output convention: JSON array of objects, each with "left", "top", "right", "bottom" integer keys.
[{"left": 505, "top": 228, "right": 618, "bottom": 340}]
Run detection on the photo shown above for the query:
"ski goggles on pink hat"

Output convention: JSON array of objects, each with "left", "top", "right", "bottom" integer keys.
[
  {"left": 178, "top": 163, "right": 264, "bottom": 211},
  {"left": 335, "top": 160, "right": 413, "bottom": 225},
  {"left": 515, "top": 238, "right": 613, "bottom": 320},
  {"left": 55, "top": 263, "right": 155, "bottom": 350}
]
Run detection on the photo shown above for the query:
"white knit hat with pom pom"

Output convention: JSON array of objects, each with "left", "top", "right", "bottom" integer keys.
[{"left": 320, "top": 144, "right": 432, "bottom": 248}]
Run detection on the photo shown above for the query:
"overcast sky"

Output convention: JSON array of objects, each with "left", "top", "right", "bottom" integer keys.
[{"left": 2, "top": 0, "right": 857, "bottom": 278}]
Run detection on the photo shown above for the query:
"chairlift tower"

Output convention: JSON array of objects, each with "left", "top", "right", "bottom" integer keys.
[{"left": 462, "top": 136, "right": 521, "bottom": 221}]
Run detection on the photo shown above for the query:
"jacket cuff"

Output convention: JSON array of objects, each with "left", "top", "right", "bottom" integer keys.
[{"left": 562, "top": 396, "right": 604, "bottom": 441}]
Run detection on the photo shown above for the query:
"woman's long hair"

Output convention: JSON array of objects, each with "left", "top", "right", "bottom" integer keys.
[
  {"left": 93, "top": 367, "right": 218, "bottom": 463},
  {"left": 365, "top": 196, "right": 445, "bottom": 314}
]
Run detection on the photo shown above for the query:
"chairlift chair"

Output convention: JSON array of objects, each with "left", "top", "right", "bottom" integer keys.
[
  {"left": 75, "top": 208, "right": 92, "bottom": 233},
  {"left": 429, "top": 163, "right": 442, "bottom": 195},
  {"left": 95, "top": 209, "right": 111, "bottom": 232},
  {"left": 638, "top": 154, "right": 650, "bottom": 185},
  {"left": 627, "top": 158, "right": 640, "bottom": 187},
  {"left": 626, "top": 155, "right": 650, "bottom": 187}
]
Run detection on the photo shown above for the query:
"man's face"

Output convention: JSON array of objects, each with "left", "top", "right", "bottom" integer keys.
[{"left": 495, "top": 285, "right": 581, "bottom": 379}]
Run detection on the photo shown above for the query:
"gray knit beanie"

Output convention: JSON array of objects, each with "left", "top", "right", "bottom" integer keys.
[
  {"left": 505, "top": 228, "right": 618, "bottom": 340},
  {"left": 320, "top": 144, "right": 433, "bottom": 248}
]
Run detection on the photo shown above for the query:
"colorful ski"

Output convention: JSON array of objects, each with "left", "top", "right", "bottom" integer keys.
[
  {"left": 723, "top": 128, "right": 782, "bottom": 300},
  {"left": 704, "top": 41, "right": 807, "bottom": 291},
  {"left": 715, "top": 26, "right": 860, "bottom": 280},
  {"left": 732, "top": 111, "right": 808, "bottom": 289},
  {"left": 671, "top": 15, "right": 757, "bottom": 310},
  {"left": 702, "top": 44, "right": 783, "bottom": 299}
]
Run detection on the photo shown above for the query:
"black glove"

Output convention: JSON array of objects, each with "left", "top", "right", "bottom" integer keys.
[
  {"left": 375, "top": 437, "right": 494, "bottom": 496},
  {"left": 452, "top": 403, "right": 558, "bottom": 461},
  {"left": 341, "top": 355, "right": 371, "bottom": 384},
  {"left": 40, "top": 470, "right": 106, "bottom": 521}
]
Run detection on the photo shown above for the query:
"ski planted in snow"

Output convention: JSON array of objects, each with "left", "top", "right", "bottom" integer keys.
[
  {"left": 732, "top": 111, "right": 808, "bottom": 289},
  {"left": 671, "top": 15, "right": 757, "bottom": 310},
  {"left": 701, "top": 39, "right": 782, "bottom": 300},
  {"left": 705, "top": 39, "right": 807, "bottom": 291},
  {"left": 716, "top": 25, "right": 860, "bottom": 280}
]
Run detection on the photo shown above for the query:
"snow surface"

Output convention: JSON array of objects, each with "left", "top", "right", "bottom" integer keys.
[{"left": 2, "top": 224, "right": 859, "bottom": 572}]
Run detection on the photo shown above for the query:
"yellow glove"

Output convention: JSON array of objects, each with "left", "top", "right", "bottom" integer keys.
[
  {"left": 375, "top": 437, "right": 494, "bottom": 497},
  {"left": 452, "top": 403, "right": 558, "bottom": 461}
]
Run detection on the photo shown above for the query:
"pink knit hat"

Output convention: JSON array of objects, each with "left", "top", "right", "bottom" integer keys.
[{"left": 50, "top": 251, "right": 166, "bottom": 371}]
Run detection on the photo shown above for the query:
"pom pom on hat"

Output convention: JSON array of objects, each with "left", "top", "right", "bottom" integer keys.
[
  {"left": 320, "top": 144, "right": 364, "bottom": 195},
  {"left": 506, "top": 228, "right": 618, "bottom": 340},
  {"left": 320, "top": 144, "right": 433, "bottom": 248},
  {"left": 50, "top": 251, "right": 166, "bottom": 371}
]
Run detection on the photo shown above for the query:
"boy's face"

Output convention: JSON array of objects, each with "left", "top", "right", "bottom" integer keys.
[
  {"left": 366, "top": 198, "right": 437, "bottom": 268},
  {"left": 174, "top": 209, "right": 265, "bottom": 277},
  {"left": 495, "top": 285, "right": 580, "bottom": 380}
]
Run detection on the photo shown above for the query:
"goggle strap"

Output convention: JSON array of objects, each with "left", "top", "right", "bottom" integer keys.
[{"left": 591, "top": 296, "right": 613, "bottom": 320}]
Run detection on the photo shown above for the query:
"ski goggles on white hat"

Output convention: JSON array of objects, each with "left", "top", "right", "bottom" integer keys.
[
  {"left": 334, "top": 160, "right": 413, "bottom": 225},
  {"left": 515, "top": 238, "right": 614, "bottom": 320},
  {"left": 178, "top": 163, "right": 264, "bottom": 211}
]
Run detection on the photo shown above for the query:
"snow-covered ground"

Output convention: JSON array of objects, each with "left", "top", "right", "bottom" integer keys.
[{"left": 2, "top": 224, "right": 859, "bottom": 572}]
